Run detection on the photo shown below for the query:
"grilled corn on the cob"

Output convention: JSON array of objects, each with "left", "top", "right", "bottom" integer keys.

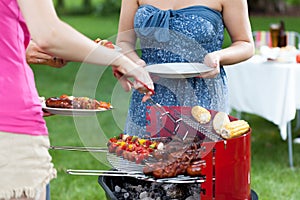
[
  {"left": 213, "top": 112, "right": 230, "bottom": 134},
  {"left": 220, "top": 120, "right": 250, "bottom": 139},
  {"left": 191, "top": 106, "right": 211, "bottom": 124}
]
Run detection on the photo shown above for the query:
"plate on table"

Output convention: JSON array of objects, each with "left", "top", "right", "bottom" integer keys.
[
  {"left": 42, "top": 106, "right": 112, "bottom": 116},
  {"left": 145, "top": 63, "right": 213, "bottom": 78}
]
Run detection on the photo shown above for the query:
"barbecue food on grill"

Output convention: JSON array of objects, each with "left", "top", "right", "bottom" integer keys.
[
  {"left": 220, "top": 120, "right": 250, "bottom": 139},
  {"left": 45, "top": 94, "right": 112, "bottom": 110},
  {"left": 186, "top": 160, "right": 205, "bottom": 177},
  {"left": 107, "top": 133, "right": 164, "bottom": 164},
  {"left": 213, "top": 111, "right": 230, "bottom": 134},
  {"left": 191, "top": 106, "right": 211, "bottom": 124},
  {"left": 108, "top": 134, "right": 206, "bottom": 178},
  {"left": 94, "top": 38, "right": 115, "bottom": 49},
  {"left": 143, "top": 141, "right": 205, "bottom": 179}
]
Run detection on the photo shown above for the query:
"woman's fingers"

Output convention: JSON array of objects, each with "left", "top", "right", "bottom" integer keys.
[
  {"left": 26, "top": 40, "right": 67, "bottom": 67},
  {"left": 113, "top": 66, "right": 155, "bottom": 97},
  {"left": 112, "top": 56, "right": 154, "bottom": 99},
  {"left": 26, "top": 41, "right": 52, "bottom": 64},
  {"left": 45, "top": 57, "right": 68, "bottom": 68},
  {"left": 113, "top": 67, "right": 132, "bottom": 92},
  {"left": 199, "top": 52, "right": 221, "bottom": 78},
  {"left": 198, "top": 66, "right": 220, "bottom": 78},
  {"left": 141, "top": 91, "right": 153, "bottom": 102}
]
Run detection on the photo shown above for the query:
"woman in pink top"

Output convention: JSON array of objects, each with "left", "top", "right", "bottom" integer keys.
[{"left": 0, "top": 0, "right": 154, "bottom": 199}]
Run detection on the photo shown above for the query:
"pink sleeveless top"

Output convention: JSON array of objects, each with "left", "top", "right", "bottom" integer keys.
[{"left": 0, "top": 0, "right": 48, "bottom": 135}]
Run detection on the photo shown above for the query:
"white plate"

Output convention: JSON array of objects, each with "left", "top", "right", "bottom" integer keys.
[
  {"left": 42, "top": 105, "right": 112, "bottom": 116},
  {"left": 145, "top": 63, "right": 213, "bottom": 78}
]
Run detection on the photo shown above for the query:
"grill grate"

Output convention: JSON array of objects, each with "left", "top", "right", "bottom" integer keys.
[
  {"left": 106, "top": 153, "right": 206, "bottom": 183},
  {"left": 181, "top": 115, "right": 224, "bottom": 142},
  {"left": 106, "top": 153, "right": 145, "bottom": 172}
]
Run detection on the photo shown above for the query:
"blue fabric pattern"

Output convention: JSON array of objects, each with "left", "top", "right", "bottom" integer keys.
[{"left": 124, "top": 5, "right": 229, "bottom": 137}]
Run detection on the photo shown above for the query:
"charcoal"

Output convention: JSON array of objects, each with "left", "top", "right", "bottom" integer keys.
[
  {"left": 110, "top": 182, "right": 200, "bottom": 200},
  {"left": 136, "top": 185, "right": 143, "bottom": 192},
  {"left": 141, "top": 197, "right": 154, "bottom": 200},
  {"left": 124, "top": 192, "right": 130, "bottom": 199},
  {"left": 114, "top": 185, "right": 121, "bottom": 193},
  {"left": 139, "top": 191, "right": 148, "bottom": 199}
]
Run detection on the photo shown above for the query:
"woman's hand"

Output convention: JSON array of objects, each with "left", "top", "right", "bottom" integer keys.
[
  {"left": 42, "top": 109, "right": 54, "bottom": 117},
  {"left": 26, "top": 40, "right": 67, "bottom": 68},
  {"left": 200, "top": 52, "right": 221, "bottom": 78},
  {"left": 38, "top": 97, "right": 54, "bottom": 117},
  {"left": 112, "top": 58, "right": 154, "bottom": 101},
  {"left": 112, "top": 66, "right": 132, "bottom": 92}
]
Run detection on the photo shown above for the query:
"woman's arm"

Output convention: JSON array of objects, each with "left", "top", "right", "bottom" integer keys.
[
  {"left": 201, "top": 0, "right": 254, "bottom": 78},
  {"left": 17, "top": 0, "right": 153, "bottom": 93},
  {"left": 217, "top": 0, "right": 255, "bottom": 65},
  {"left": 18, "top": 0, "right": 119, "bottom": 65},
  {"left": 116, "top": 0, "right": 144, "bottom": 64}
]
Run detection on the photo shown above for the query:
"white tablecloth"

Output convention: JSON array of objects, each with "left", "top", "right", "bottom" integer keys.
[{"left": 225, "top": 55, "right": 300, "bottom": 140}]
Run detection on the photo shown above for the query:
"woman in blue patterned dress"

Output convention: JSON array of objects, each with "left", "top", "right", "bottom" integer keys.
[{"left": 116, "top": 0, "right": 254, "bottom": 137}]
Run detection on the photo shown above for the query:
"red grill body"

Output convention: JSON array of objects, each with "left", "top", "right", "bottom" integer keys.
[
  {"left": 200, "top": 131, "right": 251, "bottom": 200},
  {"left": 146, "top": 106, "right": 251, "bottom": 200}
]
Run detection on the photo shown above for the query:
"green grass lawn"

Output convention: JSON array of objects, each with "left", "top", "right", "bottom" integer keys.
[{"left": 31, "top": 15, "right": 300, "bottom": 200}]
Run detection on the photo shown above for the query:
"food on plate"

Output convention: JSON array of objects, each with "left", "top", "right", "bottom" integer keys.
[
  {"left": 213, "top": 111, "right": 230, "bottom": 134},
  {"left": 46, "top": 96, "right": 72, "bottom": 108},
  {"left": 94, "top": 38, "right": 115, "bottom": 49},
  {"left": 191, "top": 105, "right": 211, "bottom": 124},
  {"left": 45, "top": 94, "right": 112, "bottom": 110},
  {"left": 220, "top": 120, "right": 250, "bottom": 139},
  {"left": 107, "top": 133, "right": 164, "bottom": 164}
]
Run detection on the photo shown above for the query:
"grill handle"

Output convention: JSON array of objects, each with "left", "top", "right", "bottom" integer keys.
[
  {"left": 50, "top": 146, "right": 108, "bottom": 152},
  {"left": 66, "top": 169, "right": 206, "bottom": 183},
  {"left": 66, "top": 169, "right": 143, "bottom": 176}
]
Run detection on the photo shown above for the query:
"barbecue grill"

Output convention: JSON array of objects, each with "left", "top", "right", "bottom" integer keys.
[{"left": 61, "top": 106, "right": 258, "bottom": 200}]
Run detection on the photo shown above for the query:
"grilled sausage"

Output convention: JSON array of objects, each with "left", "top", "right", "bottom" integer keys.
[
  {"left": 186, "top": 160, "right": 205, "bottom": 177},
  {"left": 45, "top": 97, "right": 72, "bottom": 108}
]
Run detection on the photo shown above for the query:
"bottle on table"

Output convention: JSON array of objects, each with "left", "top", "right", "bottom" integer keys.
[{"left": 278, "top": 20, "right": 287, "bottom": 48}]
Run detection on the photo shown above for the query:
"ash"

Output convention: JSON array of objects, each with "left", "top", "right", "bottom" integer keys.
[{"left": 113, "top": 182, "right": 201, "bottom": 200}]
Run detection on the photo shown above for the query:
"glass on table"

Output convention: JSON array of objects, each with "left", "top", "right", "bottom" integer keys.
[{"left": 269, "top": 23, "right": 280, "bottom": 47}]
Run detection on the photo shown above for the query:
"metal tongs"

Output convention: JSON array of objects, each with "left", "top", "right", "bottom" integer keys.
[
  {"left": 132, "top": 76, "right": 223, "bottom": 141},
  {"left": 147, "top": 97, "right": 184, "bottom": 136},
  {"left": 114, "top": 70, "right": 181, "bottom": 122},
  {"left": 114, "top": 70, "right": 184, "bottom": 136}
]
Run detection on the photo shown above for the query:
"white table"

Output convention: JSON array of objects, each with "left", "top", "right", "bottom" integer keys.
[{"left": 224, "top": 55, "right": 300, "bottom": 168}]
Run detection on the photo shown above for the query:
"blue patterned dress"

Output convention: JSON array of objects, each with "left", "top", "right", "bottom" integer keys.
[{"left": 124, "top": 5, "right": 229, "bottom": 137}]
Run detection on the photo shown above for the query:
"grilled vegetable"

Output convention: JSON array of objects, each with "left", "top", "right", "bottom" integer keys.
[
  {"left": 213, "top": 112, "right": 230, "bottom": 134},
  {"left": 191, "top": 106, "right": 211, "bottom": 124},
  {"left": 220, "top": 120, "right": 250, "bottom": 139},
  {"left": 107, "top": 133, "right": 161, "bottom": 164}
]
